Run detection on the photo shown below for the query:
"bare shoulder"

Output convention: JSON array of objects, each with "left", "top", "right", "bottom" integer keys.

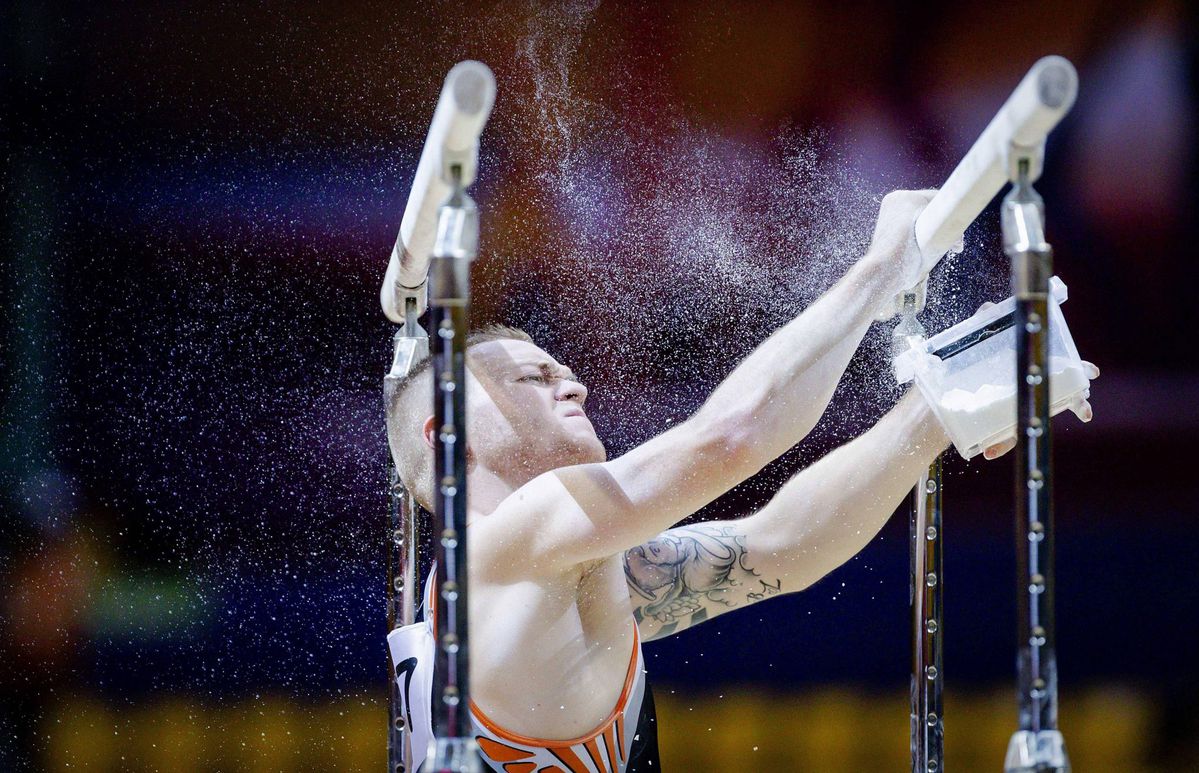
[
  {"left": 475, "top": 452, "right": 737, "bottom": 583},
  {"left": 469, "top": 467, "right": 593, "bottom": 584},
  {"left": 624, "top": 521, "right": 785, "bottom": 641}
]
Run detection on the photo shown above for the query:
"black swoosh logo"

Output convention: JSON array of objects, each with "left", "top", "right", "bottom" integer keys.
[{"left": 394, "top": 656, "right": 419, "bottom": 741}]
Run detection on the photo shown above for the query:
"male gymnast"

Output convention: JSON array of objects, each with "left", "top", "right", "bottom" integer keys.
[{"left": 386, "top": 190, "right": 1093, "bottom": 772}]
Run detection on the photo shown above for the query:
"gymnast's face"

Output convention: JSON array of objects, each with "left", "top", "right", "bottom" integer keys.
[{"left": 465, "top": 339, "right": 607, "bottom": 480}]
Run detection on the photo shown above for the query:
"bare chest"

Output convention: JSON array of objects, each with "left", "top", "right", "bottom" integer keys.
[{"left": 469, "top": 555, "right": 638, "bottom": 740}]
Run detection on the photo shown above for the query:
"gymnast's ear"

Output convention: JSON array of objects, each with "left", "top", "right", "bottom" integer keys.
[{"left": 423, "top": 414, "right": 476, "bottom": 471}]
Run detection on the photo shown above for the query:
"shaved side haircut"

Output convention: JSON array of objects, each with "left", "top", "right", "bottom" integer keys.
[{"left": 385, "top": 324, "right": 535, "bottom": 509}]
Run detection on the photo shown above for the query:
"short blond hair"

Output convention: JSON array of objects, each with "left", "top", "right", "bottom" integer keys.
[{"left": 385, "top": 324, "right": 534, "bottom": 510}]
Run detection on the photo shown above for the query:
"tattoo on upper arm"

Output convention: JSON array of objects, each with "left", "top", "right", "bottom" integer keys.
[{"left": 623, "top": 524, "right": 783, "bottom": 633}]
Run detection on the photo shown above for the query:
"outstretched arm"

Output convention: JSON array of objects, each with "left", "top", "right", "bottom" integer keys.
[
  {"left": 478, "top": 192, "right": 937, "bottom": 580},
  {"left": 626, "top": 390, "right": 948, "bottom": 641}
]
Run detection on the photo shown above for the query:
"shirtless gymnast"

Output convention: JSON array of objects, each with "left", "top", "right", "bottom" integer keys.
[{"left": 385, "top": 190, "right": 1042, "bottom": 771}]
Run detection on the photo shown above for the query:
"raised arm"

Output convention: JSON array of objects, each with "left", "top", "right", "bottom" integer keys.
[
  {"left": 477, "top": 191, "right": 939, "bottom": 579},
  {"left": 625, "top": 390, "right": 949, "bottom": 641}
]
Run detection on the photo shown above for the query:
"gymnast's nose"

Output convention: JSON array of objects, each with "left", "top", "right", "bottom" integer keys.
[{"left": 556, "top": 377, "right": 588, "bottom": 405}]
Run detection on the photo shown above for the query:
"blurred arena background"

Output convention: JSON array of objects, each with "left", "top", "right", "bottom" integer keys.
[{"left": 3, "top": 1, "right": 1197, "bottom": 770}]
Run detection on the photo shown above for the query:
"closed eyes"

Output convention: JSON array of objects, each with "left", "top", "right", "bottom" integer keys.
[{"left": 516, "top": 366, "right": 582, "bottom": 388}]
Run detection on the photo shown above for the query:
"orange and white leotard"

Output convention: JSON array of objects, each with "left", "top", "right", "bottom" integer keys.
[
  {"left": 469, "top": 626, "right": 648, "bottom": 773},
  {"left": 387, "top": 570, "right": 659, "bottom": 773}
]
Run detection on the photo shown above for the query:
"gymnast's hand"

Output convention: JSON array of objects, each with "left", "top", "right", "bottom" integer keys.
[{"left": 867, "top": 189, "right": 939, "bottom": 293}]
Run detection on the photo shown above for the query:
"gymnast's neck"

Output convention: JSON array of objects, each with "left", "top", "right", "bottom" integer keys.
[{"left": 465, "top": 463, "right": 526, "bottom": 525}]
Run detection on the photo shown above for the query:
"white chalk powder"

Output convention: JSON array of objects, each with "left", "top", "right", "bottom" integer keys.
[
  {"left": 941, "top": 382, "right": 1016, "bottom": 412},
  {"left": 930, "top": 357, "right": 1088, "bottom": 456}
]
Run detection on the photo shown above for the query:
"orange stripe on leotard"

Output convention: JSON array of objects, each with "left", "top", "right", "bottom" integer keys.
[
  {"left": 582, "top": 737, "right": 607, "bottom": 772},
  {"left": 601, "top": 725, "right": 618, "bottom": 771},
  {"left": 476, "top": 736, "right": 535, "bottom": 762},
  {"left": 470, "top": 625, "right": 641, "bottom": 749},
  {"left": 549, "top": 744, "right": 590, "bottom": 773},
  {"left": 502, "top": 763, "right": 537, "bottom": 773}
]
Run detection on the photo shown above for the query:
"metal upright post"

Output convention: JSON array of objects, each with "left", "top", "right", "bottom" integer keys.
[
  {"left": 1002, "top": 160, "right": 1070, "bottom": 773},
  {"left": 427, "top": 166, "right": 481, "bottom": 773},
  {"left": 380, "top": 59, "right": 494, "bottom": 773},
  {"left": 386, "top": 299, "right": 429, "bottom": 773},
  {"left": 896, "top": 296, "right": 945, "bottom": 773},
  {"left": 911, "top": 457, "right": 944, "bottom": 773}
]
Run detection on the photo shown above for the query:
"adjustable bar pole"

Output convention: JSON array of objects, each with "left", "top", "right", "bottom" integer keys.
[
  {"left": 1002, "top": 161, "right": 1069, "bottom": 773},
  {"left": 911, "top": 457, "right": 944, "bottom": 773},
  {"left": 885, "top": 56, "right": 1077, "bottom": 771},
  {"left": 427, "top": 167, "right": 480, "bottom": 773},
  {"left": 386, "top": 465, "right": 420, "bottom": 772},
  {"left": 382, "top": 60, "right": 494, "bottom": 773},
  {"left": 895, "top": 297, "right": 945, "bottom": 773},
  {"left": 386, "top": 300, "right": 429, "bottom": 773}
]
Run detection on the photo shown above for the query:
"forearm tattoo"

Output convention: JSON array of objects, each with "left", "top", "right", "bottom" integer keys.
[{"left": 624, "top": 524, "right": 782, "bottom": 635}]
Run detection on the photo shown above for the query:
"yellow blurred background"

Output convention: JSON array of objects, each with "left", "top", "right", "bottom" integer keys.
[{"left": 44, "top": 685, "right": 1155, "bottom": 772}]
